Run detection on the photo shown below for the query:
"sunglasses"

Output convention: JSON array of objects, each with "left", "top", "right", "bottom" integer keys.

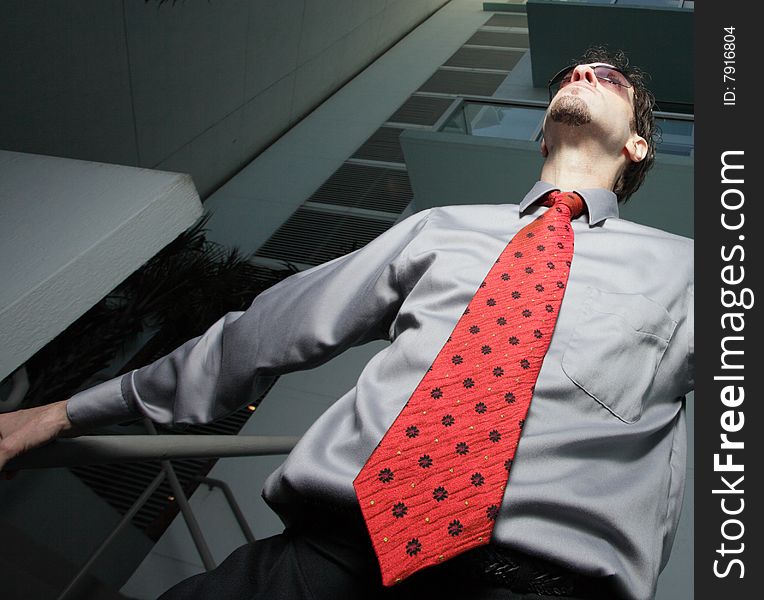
[{"left": 547, "top": 64, "right": 633, "bottom": 101}]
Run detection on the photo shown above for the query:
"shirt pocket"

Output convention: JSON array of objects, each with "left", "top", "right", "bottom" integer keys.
[{"left": 561, "top": 287, "right": 677, "bottom": 423}]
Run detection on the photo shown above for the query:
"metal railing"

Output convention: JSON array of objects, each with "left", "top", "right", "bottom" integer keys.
[
  {"left": 3, "top": 425, "right": 299, "bottom": 600},
  {"left": 6, "top": 434, "right": 300, "bottom": 471}
]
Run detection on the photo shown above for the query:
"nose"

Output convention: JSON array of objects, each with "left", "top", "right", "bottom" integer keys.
[{"left": 569, "top": 64, "right": 598, "bottom": 87}]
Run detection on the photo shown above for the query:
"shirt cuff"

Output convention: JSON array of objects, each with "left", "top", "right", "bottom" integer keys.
[{"left": 66, "top": 375, "right": 139, "bottom": 430}]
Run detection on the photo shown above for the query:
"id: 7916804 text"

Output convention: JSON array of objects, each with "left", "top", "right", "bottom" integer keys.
[{"left": 723, "top": 26, "right": 736, "bottom": 107}]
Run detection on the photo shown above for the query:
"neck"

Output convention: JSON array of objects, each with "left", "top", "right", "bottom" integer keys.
[{"left": 540, "top": 141, "right": 622, "bottom": 192}]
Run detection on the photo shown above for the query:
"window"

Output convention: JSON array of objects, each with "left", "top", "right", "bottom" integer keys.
[
  {"left": 655, "top": 117, "right": 694, "bottom": 156},
  {"left": 442, "top": 103, "right": 545, "bottom": 141},
  {"left": 440, "top": 100, "right": 693, "bottom": 157}
]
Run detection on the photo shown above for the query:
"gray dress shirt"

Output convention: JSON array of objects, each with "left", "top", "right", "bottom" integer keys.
[{"left": 68, "top": 181, "right": 694, "bottom": 600}]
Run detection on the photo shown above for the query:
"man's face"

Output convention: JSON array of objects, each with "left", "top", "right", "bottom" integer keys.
[{"left": 543, "top": 62, "right": 638, "bottom": 149}]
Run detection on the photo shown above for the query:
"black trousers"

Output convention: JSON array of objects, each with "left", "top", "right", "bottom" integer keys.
[{"left": 157, "top": 521, "right": 609, "bottom": 600}]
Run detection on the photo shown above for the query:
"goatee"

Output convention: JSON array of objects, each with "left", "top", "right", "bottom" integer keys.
[{"left": 549, "top": 95, "right": 592, "bottom": 127}]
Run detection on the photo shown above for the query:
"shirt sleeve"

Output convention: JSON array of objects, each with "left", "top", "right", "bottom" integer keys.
[{"left": 66, "top": 210, "right": 431, "bottom": 429}]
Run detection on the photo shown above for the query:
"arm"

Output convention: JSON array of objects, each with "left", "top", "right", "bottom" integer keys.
[{"left": 1, "top": 210, "right": 431, "bottom": 468}]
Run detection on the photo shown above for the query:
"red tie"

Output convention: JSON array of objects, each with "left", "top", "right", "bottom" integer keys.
[{"left": 353, "top": 191, "right": 585, "bottom": 586}]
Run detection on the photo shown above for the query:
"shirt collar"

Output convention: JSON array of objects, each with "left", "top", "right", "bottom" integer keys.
[{"left": 518, "top": 181, "right": 619, "bottom": 226}]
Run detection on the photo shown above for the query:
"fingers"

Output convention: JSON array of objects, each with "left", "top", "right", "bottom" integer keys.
[
  {"left": 0, "top": 426, "right": 26, "bottom": 472},
  {"left": 0, "top": 401, "right": 72, "bottom": 472}
]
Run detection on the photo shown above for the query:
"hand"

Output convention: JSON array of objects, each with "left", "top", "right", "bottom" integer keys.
[{"left": 0, "top": 400, "right": 74, "bottom": 475}]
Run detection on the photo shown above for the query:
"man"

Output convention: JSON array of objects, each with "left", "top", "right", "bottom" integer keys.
[{"left": 0, "top": 48, "right": 692, "bottom": 600}]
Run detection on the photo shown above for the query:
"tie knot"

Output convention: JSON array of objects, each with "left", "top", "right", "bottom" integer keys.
[{"left": 543, "top": 191, "right": 585, "bottom": 219}]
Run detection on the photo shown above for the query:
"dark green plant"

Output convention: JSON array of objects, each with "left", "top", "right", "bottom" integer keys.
[{"left": 23, "top": 214, "right": 297, "bottom": 408}]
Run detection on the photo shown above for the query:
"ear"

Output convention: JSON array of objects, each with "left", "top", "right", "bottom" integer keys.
[
  {"left": 540, "top": 138, "right": 549, "bottom": 158},
  {"left": 626, "top": 134, "right": 648, "bottom": 163}
]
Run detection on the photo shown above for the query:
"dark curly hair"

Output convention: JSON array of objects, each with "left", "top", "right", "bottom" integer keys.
[{"left": 568, "top": 46, "right": 657, "bottom": 203}]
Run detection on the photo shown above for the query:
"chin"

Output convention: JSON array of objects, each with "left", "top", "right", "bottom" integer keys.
[{"left": 549, "top": 95, "right": 592, "bottom": 127}]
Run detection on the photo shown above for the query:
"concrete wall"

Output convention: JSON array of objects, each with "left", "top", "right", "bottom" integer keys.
[
  {"left": 0, "top": 0, "right": 449, "bottom": 198},
  {"left": 526, "top": 1, "right": 693, "bottom": 111}
]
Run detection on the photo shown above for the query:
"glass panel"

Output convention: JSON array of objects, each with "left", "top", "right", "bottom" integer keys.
[
  {"left": 552, "top": 0, "right": 614, "bottom": 4},
  {"left": 655, "top": 118, "right": 694, "bottom": 156},
  {"left": 442, "top": 103, "right": 695, "bottom": 155},
  {"left": 465, "top": 104, "right": 545, "bottom": 140},
  {"left": 441, "top": 106, "right": 468, "bottom": 134},
  {"left": 548, "top": 0, "right": 692, "bottom": 6},
  {"left": 614, "top": 0, "right": 682, "bottom": 6},
  {"left": 441, "top": 103, "right": 545, "bottom": 141}
]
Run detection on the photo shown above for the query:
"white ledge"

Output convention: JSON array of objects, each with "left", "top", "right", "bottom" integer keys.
[{"left": 0, "top": 150, "right": 203, "bottom": 381}]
